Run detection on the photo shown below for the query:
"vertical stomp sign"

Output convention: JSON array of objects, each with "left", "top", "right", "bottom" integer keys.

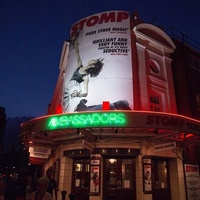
[{"left": 62, "top": 11, "right": 133, "bottom": 113}]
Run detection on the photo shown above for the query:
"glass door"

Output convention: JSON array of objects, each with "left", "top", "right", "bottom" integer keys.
[
  {"left": 152, "top": 158, "right": 171, "bottom": 200},
  {"left": 103, "top": 157, "right": 136, "bottom": 200},
  {"left": 71, "top": 158, "right": 90, "bottom": 200}
]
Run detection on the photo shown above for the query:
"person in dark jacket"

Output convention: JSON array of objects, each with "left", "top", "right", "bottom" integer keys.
[{"left": 46, "top": 171, "right": 57, "bottom": 200}]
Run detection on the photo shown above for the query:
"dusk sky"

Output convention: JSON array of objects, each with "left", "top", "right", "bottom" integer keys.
[{"left": 1, "top": 0, "right": 200, "bottom": 118}]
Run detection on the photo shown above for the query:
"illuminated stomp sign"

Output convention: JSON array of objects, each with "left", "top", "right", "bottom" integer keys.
[
  {"left": 71, "top": 11, "right": 129, "bottom": 36},
  {"left": 48, "top": 112, "right": 126, "bottom": 130}
]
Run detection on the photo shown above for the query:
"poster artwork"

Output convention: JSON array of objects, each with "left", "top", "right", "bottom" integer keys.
[
  {"left": 62, "top": 11, "right": 133, "bottom": 113},
  {"left": 184, "top": 164, "right": 200, "bottom": 200},
  {"left": 144, "top": 164, "right": 152, "bottom": 192},
  {"left": 90, "top": 166, "right": 100, "bottom": 193}
]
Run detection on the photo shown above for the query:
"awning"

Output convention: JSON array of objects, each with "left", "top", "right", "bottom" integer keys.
[{"left": 19, "top": 111, "right": 200, "bottom": 164}]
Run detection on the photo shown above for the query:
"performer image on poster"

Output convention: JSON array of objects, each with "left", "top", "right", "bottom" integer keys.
[
  {"left": 76, "top": 99, "right": 131, "bottom": 111},
  {"left": 145, "top": 170, "right": 151, "bottom": 185},
  {"left": 62, "top": 31, "right": 132, "bottom": 113},
  {"left": 91, "top": 170, "right": 99, "bottom": 192},
  {"left": 62, "top": 32, "right": 104, "bottom": 113}
]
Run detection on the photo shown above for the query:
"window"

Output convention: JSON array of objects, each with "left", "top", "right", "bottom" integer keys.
[
  {"left": 150, "top": 94, "right": 162, "bottom": 112},
  {"left": 107, "top": 159, "right": 117, "bottom": 188},
  {"left": 122, "top": 159, "right": 133, "bottom": 189},
  {"left": 149, "top": 60, "right": 160, "bottom": 74},
  {"left": 105, "top": 158, "right": 133, "bottom": 189},
  {"left": 189, "top": 55, "right": 200, "bottom": 70},
  {"left": 196, "top": 94, "right": 200, "bottom": 111},
  {"left": 150, "top": 96, "right": 160, "bottom": 104},
  {"left": 152, "top": 159, "right": 171, "bottom": 200},
  {"left": 103, "top": 157, "right": 136, "bottom": 200},
  {"left": 73, "top": 159, "right": 90, "bottom": 188},
  {"left": 154, "top": 160, "right": 168, "bottom": 189}
]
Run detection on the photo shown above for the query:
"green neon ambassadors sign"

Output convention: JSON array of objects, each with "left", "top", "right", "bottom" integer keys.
[
  {"left": 47, "top": 112, "right": 127, "bottom": 130},
  {"left": 20, "top": 111, "right": 200, "bottom": 135}
]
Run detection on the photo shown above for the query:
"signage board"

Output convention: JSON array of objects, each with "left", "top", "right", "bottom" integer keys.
[
  {"left": 82, "top": 139, "right": 94, "bottom": 152},
  {"left": 154, "top": 142, "right": 176, "bottom": 152},
  {"left": 62, "top": 10, "right": 133, "bottom": 113},
  {"left": 29, "top": 146, "right": 51, "bottom": 159},
  {"left": 29, "top": 146, "right": 51, "bottom": 154},
  {"left": 29, "top": 152, "right": 49, "bottom": 159},
  {"left": 184, "top": 164, "right": 200, "bottom": 200}
]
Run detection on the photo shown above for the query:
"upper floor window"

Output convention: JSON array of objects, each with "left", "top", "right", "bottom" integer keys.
[
  {"left": 150, "top": 94, "right": 162, "bottom": 112},
  {"left": 149, "top": 60, "right": 160, "bottom": 74},
  {"left": 196, "top": 94, "right": 200, "bottom": 111},
  {"left": 189, "top": 55, "right": 200, "bottom": 70}
]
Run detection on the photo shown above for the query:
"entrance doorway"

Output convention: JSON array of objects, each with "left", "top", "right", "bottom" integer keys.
[
  {"left": 152, "top": 158, "right": 171, "bottom": 200},
  {"left": 71, "top": 158, "right": 90, "bottom": 200},
  {"left": 103, "top": 157, "right": 136, "bottom": 200}
]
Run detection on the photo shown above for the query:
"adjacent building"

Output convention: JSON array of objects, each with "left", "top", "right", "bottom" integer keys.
[
  {"left": 0, "top": 107, "right": 6, "bottom": 179},
  {"left": 0, "top": 107, "right": 6, "bottom": 152},
  {"left": 20, "top": 11, "right": 200, "bottom": 200}
]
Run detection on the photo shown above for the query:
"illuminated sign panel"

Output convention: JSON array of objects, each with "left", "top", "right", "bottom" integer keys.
[
  {"left": 29, "top": 152, "right": 49, "bottom": 159},
  {"left": 29, "top": 146, "right": 51, "bottom": 154},
  {"left": 48, "top": 112, "right": 126, "bottom": 130},
  {"left": 62, "top": 10, "right": 133, "bottom": 113},
  {"left": 29, "top": 146, "right": 51, "bottom": 159},
  {"left": 20, "top": 111, "right": 200, "bottom": 137}
]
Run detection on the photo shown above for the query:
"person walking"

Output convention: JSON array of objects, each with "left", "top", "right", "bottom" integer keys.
[
  {"left": 46, "top": 171, "right": 57, "bottom": 200},
  {"left": 0, "top": 180, "right": 5, "bottom": 200},
  {"left": 28, "top": 177, "right": 52, "bottom": 200}
]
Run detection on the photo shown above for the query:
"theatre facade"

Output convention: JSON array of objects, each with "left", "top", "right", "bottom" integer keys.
[{"left": 20, "top": 11, "right": 200, "bottom": 200}]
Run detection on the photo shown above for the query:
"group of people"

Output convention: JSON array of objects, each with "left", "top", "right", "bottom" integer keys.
[
  {"left": 0, "top": 171, "right": 57, "bottom": 200},
  {"left": 27, "top": 176, "right": 56, "bottom": 200},
  {"left": 26, "top": 171, "right": 57, "bottom": 200}
]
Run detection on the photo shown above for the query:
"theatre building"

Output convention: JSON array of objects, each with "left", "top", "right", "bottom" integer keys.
[{"left": 20, "top": 11, "right": 200, "bottom": 200}]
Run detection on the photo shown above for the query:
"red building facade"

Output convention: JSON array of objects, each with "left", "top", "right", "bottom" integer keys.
[{"left": 20, "top": 11, "right": 200, "bottom": 200}]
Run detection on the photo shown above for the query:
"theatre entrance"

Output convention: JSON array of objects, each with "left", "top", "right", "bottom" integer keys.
[
  {"left": 103, "top": 157, "right": 136, "bottom": 200},
  {"left": 71, "top": 158, "right": 90, "bottom": 200},
  {"left": 152, "top": 158, "right": 171, "bottom": 200}
]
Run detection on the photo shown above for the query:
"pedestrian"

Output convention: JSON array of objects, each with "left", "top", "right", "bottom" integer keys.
[
  {"left": 4, "top": 179, "right": 17, "bottom": 200},
  {"left": 0, "top": 180, "right": 6, "bottom": 200},
  {"left": 25, "top": 175, "right": 33, "bottom": 200},
  {"left": 28, "top": 177, "right": 52, "bottom": 200},
  {"left": 46, "top": 171, "right": 57, "bottom": 200}
]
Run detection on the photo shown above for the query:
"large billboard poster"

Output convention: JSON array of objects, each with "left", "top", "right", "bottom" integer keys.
[{"left": 62, "top": 11, "right": 133, "bottom": 113}]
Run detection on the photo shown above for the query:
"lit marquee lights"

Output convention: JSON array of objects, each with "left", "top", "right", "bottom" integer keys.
[{"left": 47, "top": 112, "right": 126, "bottom": 129}]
